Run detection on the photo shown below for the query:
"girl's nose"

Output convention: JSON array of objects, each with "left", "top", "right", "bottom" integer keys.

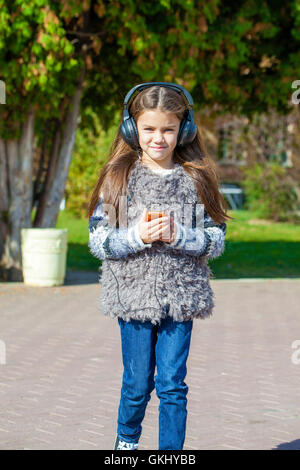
[{"left": 153, "top": 132, "right": 165, "bottom": 143}]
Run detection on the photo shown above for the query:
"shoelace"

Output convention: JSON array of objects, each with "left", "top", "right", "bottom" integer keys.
[{"left": 117, "top": 439, "right": 138, "bottom": 450}]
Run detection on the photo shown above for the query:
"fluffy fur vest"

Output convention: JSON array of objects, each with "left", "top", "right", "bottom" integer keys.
[{"left": 99, "top": 159, "right": 216, "bottom": 325}]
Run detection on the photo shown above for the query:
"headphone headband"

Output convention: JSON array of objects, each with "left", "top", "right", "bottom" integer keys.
[{"left": 123, "top": 82, "right": 194, "bottom": 110}]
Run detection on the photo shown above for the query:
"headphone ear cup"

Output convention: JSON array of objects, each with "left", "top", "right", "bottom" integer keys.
[
  {"left": 130, "top": 117, "right": 139, "bottom": 148},
  {"left": 177, "top": 118, "right": 187, "bottom": 146},
  {"left": 120, "top": 116, "right": 140, "bottom": 149},
  {"left": 177, "top": 111, "right": 197, "bottom": 146}
]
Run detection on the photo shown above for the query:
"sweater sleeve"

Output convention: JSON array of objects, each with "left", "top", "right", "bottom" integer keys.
[
  {"left": 88, "top": 194, "right": 152, "bottom": 260},
  {"left": 167, "top": 209, "right": 227, "bottom": 260}
]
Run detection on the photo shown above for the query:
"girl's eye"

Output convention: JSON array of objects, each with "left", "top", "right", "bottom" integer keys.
[{"left": 144, "top": 128, "right": 174, "bottom": 131}]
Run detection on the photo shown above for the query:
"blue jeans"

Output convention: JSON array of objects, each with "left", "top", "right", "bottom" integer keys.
[{"left": 117, "top": 314, "right": 193, "bottom": 450}]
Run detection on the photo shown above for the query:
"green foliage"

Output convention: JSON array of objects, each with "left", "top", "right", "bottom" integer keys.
[
  {"left": 240, "top": 162, "right": 300, "bottom": 223},
  {"left": 0, "top": 0, "right": 83, "bottom": 139},
  {"left": 1, "top": 0, "right": 300, "bottom": 140},
  {"left": 65, "top": 107, "right": 119, "bottom": 218}
]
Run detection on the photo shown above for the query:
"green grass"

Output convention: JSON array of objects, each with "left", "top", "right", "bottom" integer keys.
[
  {"left": 215, "top": 210, "right": 300, "bottom": 279},
  {"left": 54, "top": 209, "right": 300, "bottom": 279}
]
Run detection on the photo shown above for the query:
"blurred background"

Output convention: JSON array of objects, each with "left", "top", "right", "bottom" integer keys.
[{"left": 0, "top": 0, "right": 299, "bottom": 282}]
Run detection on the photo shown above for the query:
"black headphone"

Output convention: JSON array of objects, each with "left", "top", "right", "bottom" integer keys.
[{"left": 120, "top": 82, "right": 197, "bottom": 150}]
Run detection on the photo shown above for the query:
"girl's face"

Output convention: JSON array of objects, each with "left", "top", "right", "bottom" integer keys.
[{"left": 136, "top": 110, "right": 181, "bottom": 167}]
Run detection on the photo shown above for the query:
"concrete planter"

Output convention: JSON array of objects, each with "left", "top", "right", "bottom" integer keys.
[{"left": 21, "top": 228, "right": 68, "bottom": 287}]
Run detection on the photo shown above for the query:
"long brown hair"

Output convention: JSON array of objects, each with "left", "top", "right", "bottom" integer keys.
[{"left": 87, "top": 85, "right": 234, "bottom": 226}]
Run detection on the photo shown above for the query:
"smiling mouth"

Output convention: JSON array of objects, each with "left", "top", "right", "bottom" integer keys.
[{"left": 151, "top": 146, "right": 167, "bottom": 149}]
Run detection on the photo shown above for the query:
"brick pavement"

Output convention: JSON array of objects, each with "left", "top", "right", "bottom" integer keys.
[{"left": 0, "top": 273, "right": 299, "bottom": 450}]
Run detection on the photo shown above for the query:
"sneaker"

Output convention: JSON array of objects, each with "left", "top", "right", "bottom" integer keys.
[{"left": 114, "top": 435, "right": 138, "bottom": 450}]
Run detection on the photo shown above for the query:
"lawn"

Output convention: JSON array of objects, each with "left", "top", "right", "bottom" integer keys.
[{"left": 55, "top": 209, "right": 300, "bottom": 279}]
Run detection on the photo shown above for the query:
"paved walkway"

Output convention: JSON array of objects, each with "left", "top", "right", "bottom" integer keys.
[{"left": 0, "top": 273, "right": 299, "bottom": 450}]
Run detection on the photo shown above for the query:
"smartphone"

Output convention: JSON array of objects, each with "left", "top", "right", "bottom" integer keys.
[
  {"left": 146, "top": 211, "right": 164, "bottom": 222},
  {"left": 146, "top": 211, "right": 174, "bottom": 241}
]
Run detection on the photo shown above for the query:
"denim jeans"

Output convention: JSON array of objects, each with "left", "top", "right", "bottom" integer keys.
[{"left": 116, "top": 313, "right": 193, "bottom": 450}]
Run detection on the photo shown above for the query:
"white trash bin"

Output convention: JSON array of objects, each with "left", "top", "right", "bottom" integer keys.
[{"left": 21, "top": 228, "right": 68, "bottom": 287}]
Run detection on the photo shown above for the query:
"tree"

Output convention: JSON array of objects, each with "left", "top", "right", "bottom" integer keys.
[{"left": 0, "top": 0, "right": 299, "bottom": 281}]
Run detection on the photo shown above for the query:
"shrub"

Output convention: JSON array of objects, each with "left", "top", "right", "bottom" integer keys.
[
  {"left": 65, "top": 108, "right": 119, "bottom": 219},
  {"left": 239, "top": 162, "right": 300, "bottom": 223}
]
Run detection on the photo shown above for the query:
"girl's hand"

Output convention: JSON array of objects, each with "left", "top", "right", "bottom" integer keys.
[
  {"left": 160, "top": 214, "right": 177, "bottom": 243},
  {"left": 138, "top": 208, "right": 174, "bottom": 244}
]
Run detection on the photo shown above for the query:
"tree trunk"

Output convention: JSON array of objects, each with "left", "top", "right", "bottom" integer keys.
[
  {"left": 37, "top": 67, "right": 85, "bottom": 228},
  {"left": 0, "top": 105, "right": 35, "bottom": 281},
  {"left": 33, "top": 117, "right": 62, "bottom": 227},
  {"left": 0, "top": 138, "right": 9, "bottom": 268},
  {"left": 32, "top": 119, "right": 51, "bottom": 209},
  {"left": 0, "top": 67, "right": 85, "bottom": 282}
]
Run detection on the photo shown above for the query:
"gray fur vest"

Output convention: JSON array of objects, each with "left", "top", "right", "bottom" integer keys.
[{"left": 99, "top": 159, "right": 215, "bottom": 325}]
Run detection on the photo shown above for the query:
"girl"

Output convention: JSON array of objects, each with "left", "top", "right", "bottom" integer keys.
[{"left": 88, "top": 82, "right": 233, "bottom": 451}]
